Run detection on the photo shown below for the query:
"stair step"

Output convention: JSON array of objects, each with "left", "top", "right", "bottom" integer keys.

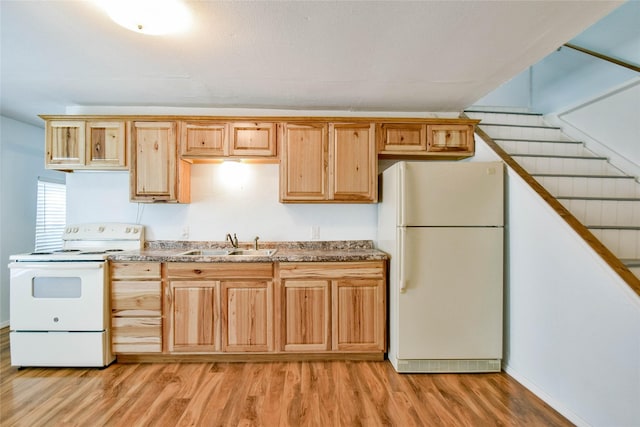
[
  {"left": 589, "top": 228, "right": 640, "bottom": 259},
  {"left": 465, "top": 110, "right": 545, "bottom": 126},
  {"left": 560, "top": 199, "right": 640, "bottom": 227},
  {"left": 516, "top": 156, "right": 621, "bottom": 175},
  {"left": 588, "top": 225, "right": 640, "bottom": 230},
  {"left": 496, "top": 140, "right": 588, "bottom": 157},
  {"left": 621, "top": 259, "right": 640, "bottom": 267},
  {"left": 512, "top": 153, "right": 607, "bottom": 160},
  {"left": 493, "top": 138, "right": 582, "bottom": 144},
  {"left": 479, "top": 123, "right": 566, "bottom": 141},
  {"left": 535, "top": 175, "right": 640, "bottom": 199},
  {"left": 557, "top": 196, "right": 640, "bottom": 201}
]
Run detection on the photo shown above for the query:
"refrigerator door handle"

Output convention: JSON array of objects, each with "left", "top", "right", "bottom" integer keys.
[
  {"left": 399, "top": 227, "right": 407, "bottom": 293},
  {"left": 398, "top": 162, "right": 406, "bottom": 226}
]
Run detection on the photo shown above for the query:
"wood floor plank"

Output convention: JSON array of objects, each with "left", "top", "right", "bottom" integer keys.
[{"left": 0, "top": 327, "right": 573, "bottom": 427}]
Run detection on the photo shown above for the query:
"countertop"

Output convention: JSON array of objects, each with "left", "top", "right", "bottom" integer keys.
[{"left": 108, "top": 240, "right": 389, "bottom": 263}]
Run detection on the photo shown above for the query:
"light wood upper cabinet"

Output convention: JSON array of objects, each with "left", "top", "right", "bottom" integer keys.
[
  {"left": 46, "top": 120, "right": 85, "bottom": 168},
  {"left": 427, "top": 124, "right": 475, "bottom": 153},
  {"left": 110, "top": 262, "right": 162, "bottom": 354},
  {"left": 130, "top": 121, "right": 190, "bottom": 203},
  {"left": 280, "top": 122, "right": 376, "bottom": 203},
  {"left": 330, "top": 123, "right": 377, "bottom": 202},
  {"left": 280, "top": 123, "right": 328, "bottom": 202},
  {"left": 229, "top": 122, "right": 276, "bottom": 157},
  {"left": 45, "top": 119, "right": 127, "bottom": 170},
  {"left": 179, "top": 121, "right": 276, "bottom": 159},
  {"left": 180, "top": 121, "right": 227, "bottom": 157},
  {"left": 86, "top": 121, "right": 127, "bottom": 168},
  {"left": 377, "top": 123, "right": 426, "bottom": 153},
  {"left": 377, "top": 120, "right": 476, "bottom": 159}
]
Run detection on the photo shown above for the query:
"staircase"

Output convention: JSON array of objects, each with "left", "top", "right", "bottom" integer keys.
[{"left": 465, "top": 110, "right": 640, "bottom": 280}]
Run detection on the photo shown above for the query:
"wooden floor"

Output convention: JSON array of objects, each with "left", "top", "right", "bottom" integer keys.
[{"left": 0, "top": 328, "right": 572, "bottom": 426}]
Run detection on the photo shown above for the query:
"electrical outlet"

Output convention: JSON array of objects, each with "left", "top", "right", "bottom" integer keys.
[
  {"left": 311, "top": 226, "right": 320, "bottom": 240},
  {"left": 181, "top": 226, "right": 189, "bottom": 240}
]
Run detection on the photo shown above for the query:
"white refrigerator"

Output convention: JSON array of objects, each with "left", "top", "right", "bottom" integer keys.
[{"left": 377, "top": 161, "right": 504, "bottom": 373}]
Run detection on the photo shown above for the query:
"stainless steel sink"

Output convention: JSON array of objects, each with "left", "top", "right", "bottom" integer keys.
[
  {"left": 228, "top": 249, "right": 277, "bottom": 256},
  {"left": 178, "top": 249, "right": 231, "bottom": 256}
]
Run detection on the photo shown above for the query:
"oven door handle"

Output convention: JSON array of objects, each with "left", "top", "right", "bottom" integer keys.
[{"left": 9, "top": 262, "right": 105, "bottom": 270}]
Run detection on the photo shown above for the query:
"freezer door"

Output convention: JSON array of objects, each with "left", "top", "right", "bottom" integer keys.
[
  {"left": 400, "top": 161, "right": 504, "bottom": 226},
  {"left": 397, "top": 227, "right": 503, "bottom": 359}
]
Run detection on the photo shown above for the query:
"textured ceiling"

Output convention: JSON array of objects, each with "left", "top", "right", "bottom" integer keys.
[{"left": 0, "top": 0, "right": 623, "bottom": 126}]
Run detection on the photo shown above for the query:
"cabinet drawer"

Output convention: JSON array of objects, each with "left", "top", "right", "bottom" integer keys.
[
  {"left": 112, "top": 281, "right": 162, "bottom": 316},
  {"left": 112, "top": 317, "right": 162, "bottom": 353},
  {"left": 111, "top": 262, "right": 161, "bottom": 280},
  {"left": 166, "top": 262, "right": 273, "bottom": 279},
  {"left": 279, "top": 261, "right": 385, "bottom": 279}
]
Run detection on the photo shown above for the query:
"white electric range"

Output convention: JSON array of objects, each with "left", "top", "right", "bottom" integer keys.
[{"left": 8, "top": 223, "right": 144, "bottom": 367}]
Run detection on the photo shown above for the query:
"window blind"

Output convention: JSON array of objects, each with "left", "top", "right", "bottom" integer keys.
[{"left": 35, "top": 179, "right": 67, "bottom": 252}]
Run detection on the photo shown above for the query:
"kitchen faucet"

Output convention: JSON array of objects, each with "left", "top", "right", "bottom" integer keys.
[
  {"left": 254, "top": 236, "right": 259, "bottom": 250},
  {"left": 226, "top": 233, "right": 238, "bottom": 248}
]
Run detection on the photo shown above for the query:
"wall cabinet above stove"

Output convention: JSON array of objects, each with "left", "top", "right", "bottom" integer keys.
[{"left": 45, "top": 119, "right": 127, "bottom": 170}]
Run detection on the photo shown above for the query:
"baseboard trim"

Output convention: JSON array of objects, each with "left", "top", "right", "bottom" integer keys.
[
  {"left": 503, "top": 363, "right": 591, "bottom": 427},
  {"left": 0, "top": 321, "right": 9, "bottom": 329}
]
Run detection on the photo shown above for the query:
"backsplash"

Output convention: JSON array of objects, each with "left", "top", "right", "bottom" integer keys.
[{"left": 65, "top": 163, "right": 377, "bottom": 242}]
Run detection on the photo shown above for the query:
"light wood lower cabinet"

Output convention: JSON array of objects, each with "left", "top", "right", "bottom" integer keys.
[
  {"left": 166, "top": 281, "right": 219, "bottom": 352},
  {"left": 165, "top": 262, "right": 273, "bottom": 353},
  {"left": 221, "top": 280, "right": 273, "bottom": 352},
  {"left": 279, "top": 261, "right": 386, "bottom": 352},
  {"left": 110, "top": 262, "right": 163, "bottom": 353},
  {"left": 282, "top": 280, "right": 331, "bottom": 351},
  {"left": 111, "top": 260, "right": 386, "bottom": 358}
]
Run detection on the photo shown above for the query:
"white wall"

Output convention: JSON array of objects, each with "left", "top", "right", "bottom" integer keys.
[
  {"left": 66, "top": 164, "right": 377, "bottom": 242},
  {"left": 547, "top": 78, "right": 640, "bottom": 178},
  {"left": 0, "top": 116, "right": 62, "bottom": 326},
  {"left": 504, "top": 168, "right": 640, "bottom": 427}
]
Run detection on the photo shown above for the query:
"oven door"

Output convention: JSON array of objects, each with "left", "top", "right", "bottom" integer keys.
[{"left": 9, "top": 262, "right": 108, "bottom": 331}]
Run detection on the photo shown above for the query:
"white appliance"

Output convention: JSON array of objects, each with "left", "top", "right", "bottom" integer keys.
[
  {"left": 9, "top": 223, "right": 144, "bottom": 368},
  {"left": 377, "top": 161, "right": 504, "bottom": 373}
]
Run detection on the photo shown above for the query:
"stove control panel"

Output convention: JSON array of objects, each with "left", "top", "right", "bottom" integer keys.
[{"left": 63, "top": 223, "right": 144, "bottom": 241}]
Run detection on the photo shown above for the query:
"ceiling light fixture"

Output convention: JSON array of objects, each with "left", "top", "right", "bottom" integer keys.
[{"left": 97, "top": 0, "right": 192, "bottom": 35}]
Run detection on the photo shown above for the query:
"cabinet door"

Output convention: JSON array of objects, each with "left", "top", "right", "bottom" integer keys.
[
  {"left": 86, "top": 121, "right": 127, "bottom": 169},
  {"left": 181, "top": 121, "right": 227, "bottom": 157},
  {"left": 282, "top": 280, "right": 331, "bottom": 351},
  {"left": 131, "top": 121, "right": 190, "bottom": 203},
  {"left": 377, "top": 123, "right": 426, "bottom": 153},
  {"left": 427, "top": 124, "right": 474, "bottom": 153},
  {"left": 330, "top": 123, "right": 377, "bottom": 202},
  {"left": 166, "top": 281, "right": 219, "bottom": 352},
  {"left": 333, "top": 279, "right": 385, "bottom": 351},
  {"left": 221, "top": 280, "right": 272, "bottom": 352},
  {"left": 229, "top": 122, "right": 276, "bottom": 157},
  {"left": 45, "top": 120, "right": 85, "bottom": 168},
  {"left": 280, "top": 123, "right": 328, "bottom": 202}
]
